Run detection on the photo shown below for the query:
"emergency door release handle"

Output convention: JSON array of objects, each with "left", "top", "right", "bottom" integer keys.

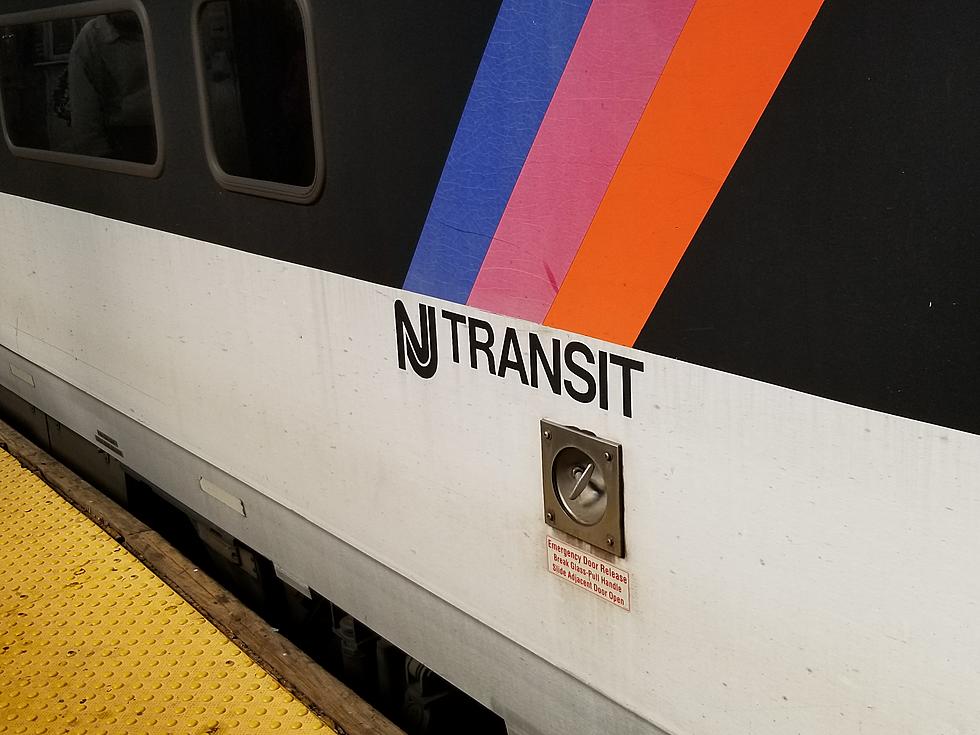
[{"left": 568, "top": 463, "right": 595, "bottom": 501}]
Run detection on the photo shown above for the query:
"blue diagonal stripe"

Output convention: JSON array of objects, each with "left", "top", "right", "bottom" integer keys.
[{"left": 403, "top": 0, "right": 592, "bottom": 303}]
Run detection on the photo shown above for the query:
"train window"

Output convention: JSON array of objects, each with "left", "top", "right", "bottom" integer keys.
[
  {"left": 193, "top": 0, "right": 323, "bottom": 203},
  {"left": 0, "top": 2, "right": 162, "bottom": 176}
]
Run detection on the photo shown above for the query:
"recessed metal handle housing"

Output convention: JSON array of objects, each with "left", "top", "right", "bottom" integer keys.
[{"left": 541, "top": 420, "right": 625, "bottom": 557}]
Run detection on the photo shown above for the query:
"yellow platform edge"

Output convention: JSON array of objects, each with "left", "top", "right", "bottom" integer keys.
[{"left": 0, "top": 446, "right": 333, "bottom": 734}]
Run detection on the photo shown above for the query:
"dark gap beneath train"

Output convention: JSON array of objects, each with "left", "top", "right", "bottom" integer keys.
[{"left": 0, "top": 386, "right": 506, "bottom": 735}]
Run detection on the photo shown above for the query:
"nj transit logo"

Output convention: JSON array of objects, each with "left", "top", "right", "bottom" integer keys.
[{"left": 394, "top": 300, "right": 643, "bottom": 418}]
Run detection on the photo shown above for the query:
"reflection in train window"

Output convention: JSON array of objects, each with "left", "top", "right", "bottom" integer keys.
[
  {"left": 195, "top": 0, "right": 321, "bottom": 200},
  {"left": 0, "top": 9, "right": 159, "bottom": 168}
]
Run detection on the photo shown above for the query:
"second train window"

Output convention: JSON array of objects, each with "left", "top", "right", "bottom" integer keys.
[{"left": 195, "top": 0, "right": 320, "bottom": 200}]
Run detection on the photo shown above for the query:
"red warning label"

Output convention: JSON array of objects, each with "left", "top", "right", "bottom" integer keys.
[{"left": 547, "top": 536, "right": 631, "bottom": 611}]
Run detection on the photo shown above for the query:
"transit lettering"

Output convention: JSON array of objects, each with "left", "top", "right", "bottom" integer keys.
[{"left": 394, "top": 300, "right": 644, "bottom": 418}]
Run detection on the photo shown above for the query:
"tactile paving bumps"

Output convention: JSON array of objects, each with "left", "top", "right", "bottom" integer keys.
[{"left": 0, "top": 449, "right": 330, "bottom": 734}]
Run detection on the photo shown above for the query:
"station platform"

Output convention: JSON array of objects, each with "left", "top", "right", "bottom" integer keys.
[{"left": 0, "top": 445, "right": 332, "bottom": 734}]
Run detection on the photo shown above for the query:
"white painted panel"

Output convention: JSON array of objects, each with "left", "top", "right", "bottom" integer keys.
[
  {"left": 9, "top": 362, "right": 35, "bottom": 387},
  {"left": 1, "top": 193, "right": 978, "bottom": 734},
  {"left": 199, "top": 477, "right": 246, "bottom": 516}
]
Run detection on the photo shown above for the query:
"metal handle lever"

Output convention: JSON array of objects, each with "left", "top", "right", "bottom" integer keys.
[{"left": 568, "top": 463, "right": 595, "bottom": 501}]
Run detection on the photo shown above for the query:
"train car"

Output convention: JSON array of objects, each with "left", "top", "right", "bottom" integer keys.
[{"left": 1, "top": 1, "right": 978, "bottom": 733}]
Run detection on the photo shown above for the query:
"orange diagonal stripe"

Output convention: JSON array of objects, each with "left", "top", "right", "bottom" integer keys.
[{"left": 544, "top": 0, "right": 824, "bottom": 345}]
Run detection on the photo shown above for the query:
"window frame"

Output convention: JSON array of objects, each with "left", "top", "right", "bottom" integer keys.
[
  {"left": 191, "top": 0, "right": 324, "bottom": 204},
  {"left": 0, "top": 0, "right": 165, "bottom": 177}
]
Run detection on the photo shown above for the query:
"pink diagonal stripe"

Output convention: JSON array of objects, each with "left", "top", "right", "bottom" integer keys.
[{"left": 467, "top": 0, "right": 696, "bottom": 322}]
